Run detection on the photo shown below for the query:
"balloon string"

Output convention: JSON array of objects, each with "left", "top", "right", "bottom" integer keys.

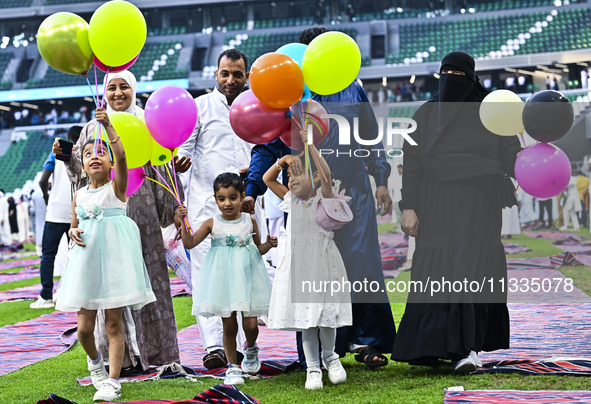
[
  {"left": 100, "top": 68, "right": 110, "bottom": 108},
  {"left": 94, "top": 65, "right": 100, "bottom": 107},
  {"left": 84, "top": 75, "right": 98, "bottom": 108},
  {"left": 170, "top": 152, "right": 182, "bottom": 206},
  {"left": 146, "top": 163, "right": 193, "bottom": 233},
  {"left": 164, "top": 161, "right": 180, "bottom": 201},
  {"left": 145, "top": 176, "right": 177, "bottom": 198},
  {"left": 292, "top": 118, "right": 303, "bottom": 131}
]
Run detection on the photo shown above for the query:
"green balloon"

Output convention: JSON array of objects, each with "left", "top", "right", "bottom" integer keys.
[
  {"left": 37, "top": 12, "right": 94, "bottom": 76},
  {"left": 110, "top": 112, "right": 153, "bottom": 169}
]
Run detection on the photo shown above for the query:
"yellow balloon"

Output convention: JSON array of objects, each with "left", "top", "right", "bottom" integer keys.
[
  {"left": 479, "top": 89, "right": 525, "bottom": 136},
  {"left": 139, "top": 114, "right": 179, "bottom": 166},
  {"left": 109, "top": 112, "right": 153, "bottom": 169},
  {"left": 302, "top": 31, "right": 361, "bottom": 95},
  {"left": 89, "top": 0, "right": 146, "bottom": 67},
  {"left": 151, "top": 140, "right": 173, "bottom": 166},
  {"left": 37, "top": 12, "right": 93, "bottom": 75}
]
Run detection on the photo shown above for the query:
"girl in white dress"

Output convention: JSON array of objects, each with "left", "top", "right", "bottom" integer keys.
[
  {"left": 263, "top": 131, "right": 352, "bottom": 390},
  {"left": 176, "top": 173, "right": 277, "bottom": 385},
  {"left": 55, "top": 108, "right": 155, "bottom": 402}
]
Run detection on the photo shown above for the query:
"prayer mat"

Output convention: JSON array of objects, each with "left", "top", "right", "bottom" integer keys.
[
  {"left": 525, "top": 231, "right": 588, "bottom": 240},
  {"left": 169, "top": 276, "right": 191, "bottom": 297},
  {"left": 0, "top": 311, "right": 77, "bottom": 376},
  {"left": 474, "top": 358, "right": 591, "bottom": 376},
  {"left": 0, "top": 259, "right": 41, "bottom": 271},
  {"left": 506, "top": 268, "right": 591, "bottom": 303},
  {"left": 502, "top": 243, "right": 531, "bottom": 255},
  {"left": 0, "top": 251, "right": 38, "bottom": 261},
  {"left": 479, "top": 303, "right": 591, "bottom": 363},
  {"left": 444, "top": 389, "right": 591, "bottom": 403},
  {"left": 77, "top": 325, "right": 298, "bottom": 385},
  {"left": 0, "top": 266, "right": 40, "bottom": 285},
  {"left": 0, "top": 281, "right": 58, "bottom": 302},
  {"left": 37, "top": 384, "right": 260, "bottom": 404},
  {"left": 552, "top": 237, "right": 591, "bottom": 253}
]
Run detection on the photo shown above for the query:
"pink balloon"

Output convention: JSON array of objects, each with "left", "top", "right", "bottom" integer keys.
[
  {"left": 110, "top": 167, "right": 146, "bottom": 197},
  {"left": 145, "top": 85, "right": 198, "bottom": 149},
  {"left": 515, "top": 143, "right": 571, "bottom": 199},
  {"left": 94, "top": 54, "right": 139, "bottom": 73},
  {"left": 280, "top": 100, "right": 330, "bottom": 151},
  {"left": 229, "top": 90, "right": 290, "bottom": 144}
]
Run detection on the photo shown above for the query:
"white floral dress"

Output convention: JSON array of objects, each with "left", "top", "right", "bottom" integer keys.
[{"left": 268, "top": 190, "right": 352, "bottom": 331}]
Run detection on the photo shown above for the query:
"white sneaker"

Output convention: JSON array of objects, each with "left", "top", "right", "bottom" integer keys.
[
  {"left": 453, "top": 356, "right": 477, "bottom": 374},
  {"left": 241, "top": 343, "right": 261, "bottom": 374},
  {"left": 470, "top": 350, "right": 483, "bottom": 367},
  {"left": 305, "top": 369, "right": 323, "bottom": 390},
  {"left": 87, "top": 355, "right": 109, "bottom": 390},
  {"left": 93, "top": 380, "right": 121, "bottom": 402},
  {"left": 29, "top": 297, "right": 54, "bottom": 309},
  {"left": 322, "top": 354, "right": 346, "bottom": 385},
  {"left": 224, "top": 364, "right": 245, "bottom": 385}
]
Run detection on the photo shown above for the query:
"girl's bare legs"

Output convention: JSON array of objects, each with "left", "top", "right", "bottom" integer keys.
[
  {"left": 222, "top": 312, "right": 239, "bottom": 364},
  {"left": 78, "top": 308, "right": 99, "bottom": 359},
  {"left": 104, "top": 307, "right": 124, "bottom": 379},
  {"left": 242, "top": 316, "right": 259, "bottom": 348}
]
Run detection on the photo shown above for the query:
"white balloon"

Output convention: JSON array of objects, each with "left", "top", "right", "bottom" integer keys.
[{"left": 479, "top": 89, "right": 525, "bottom": 136}]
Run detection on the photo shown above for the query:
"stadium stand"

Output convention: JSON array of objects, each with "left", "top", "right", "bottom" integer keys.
[
  {"left": 0, "top": 131, "right": 53, "bottom": 193},
  {"left": 226, "top": 28, "right": 357, "bottom": 68},
  {"left": 0, "top": 0, "right": 32, "bottom": 8},
  {"left": 25, "top": 40, "right": 186, "bottom": 89},
  {"left": 387, "top": 7, "right": 591, "bottom": 65},
  {"left": 43, "top": 0, "right": 96, "bottom": 4}
]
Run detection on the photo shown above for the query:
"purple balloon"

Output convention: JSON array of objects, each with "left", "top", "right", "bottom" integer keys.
[
  {"left": 145, "top": 85, "right": 198, "bottom": 149},
  {"left": 515, "top": 143, "right": 571, "bottom": 199},
  {"left": 229, "top": 90, "right": 291, "bottom": 144}
]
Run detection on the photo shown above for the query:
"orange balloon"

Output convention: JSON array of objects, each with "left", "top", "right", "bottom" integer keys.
[{"left": 250, "top": 53, "right": 304, "bottom": 109}]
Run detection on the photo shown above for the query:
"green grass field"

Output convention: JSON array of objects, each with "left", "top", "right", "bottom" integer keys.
[{"left": 1, "top": 235, "right": 591, "bottom": 403}]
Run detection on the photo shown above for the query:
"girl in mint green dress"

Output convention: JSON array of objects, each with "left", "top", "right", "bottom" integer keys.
[
  {"left": 176, "top": 172, "right": 277, "bottom": 385},
  {"left": 55, "top": 106, "right": 155, "bottom": 402}
]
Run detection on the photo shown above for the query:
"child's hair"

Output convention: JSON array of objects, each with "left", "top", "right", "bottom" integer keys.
[
  {"left": 68, "top": 126, "right": 83, "bottom": 144},
  {"left": 213, "top": 172, "right": 244, "bottom": 194},
  {"left": 81, "top": 139, "right": 110, "bottom": 166}
]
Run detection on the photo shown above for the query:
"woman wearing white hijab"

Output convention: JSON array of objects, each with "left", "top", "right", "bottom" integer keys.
[{"left": 54, "top": 70, "right": 190, "bottom": 373}]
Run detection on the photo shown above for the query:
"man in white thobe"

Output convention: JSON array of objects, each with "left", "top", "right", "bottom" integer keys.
[{"left": 179, "top": 49, "right": 260, "bottom": 368}]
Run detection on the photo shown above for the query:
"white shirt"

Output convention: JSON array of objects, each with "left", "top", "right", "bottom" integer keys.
[{"left": 46, "top": 159, "right": 72, "bottom": 223}]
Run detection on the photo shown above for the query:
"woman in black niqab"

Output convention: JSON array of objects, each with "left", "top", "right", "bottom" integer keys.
[{"left": 391, "top": 51, "right": 522, "bottom": 372}]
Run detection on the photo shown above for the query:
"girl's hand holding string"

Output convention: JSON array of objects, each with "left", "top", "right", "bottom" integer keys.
[
  {"left": 95, "top": 107, "right": 112, "bottom": 128},
  {"left": 176, "top": 204, "right": 187, "bottom": 219},
  {"left": 69, "top": 228, "right": 86, "bottom": 247}
]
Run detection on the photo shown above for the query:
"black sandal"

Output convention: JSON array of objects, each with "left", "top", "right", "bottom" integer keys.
[
  {"left": 354, "top": 346, "right": 388, "bottom": 369},
  {"left": 203, "top": 349, "right": 227, "bottom": 369}
]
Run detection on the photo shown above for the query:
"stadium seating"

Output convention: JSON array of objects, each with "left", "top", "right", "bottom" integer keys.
[
  {"left": 26, "top": 41, "right": 187, "bottom": 89},
  {"left": 148, "top": 26, "right": 187, "bottom": 37},
  {"left": 251, "top": 17, "right": 315, "bottom": 30},
  {"left": 0, "top": 131, "right": 54, "bottom": 193},
  {"left": 0, "top": 0, "right": 31, "bottom": 8},
  {"left": 387, "top": 7, "right": 591, "bottom": 64},
  {"left": 226, "top": 28, "right": 357, "bottom": 68},
  {"left": 43, "top": 0, "right": 95, "bottom": 4}
]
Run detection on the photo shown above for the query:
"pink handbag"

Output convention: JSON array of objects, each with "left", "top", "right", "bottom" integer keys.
[{"left": 315, "top": 184, "right": 353, "bottom": 230}]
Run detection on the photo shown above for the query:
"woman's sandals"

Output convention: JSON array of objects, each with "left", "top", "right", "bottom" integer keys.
[{"left": 354, "top": 346, "right": 388, "bottom": 369}]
